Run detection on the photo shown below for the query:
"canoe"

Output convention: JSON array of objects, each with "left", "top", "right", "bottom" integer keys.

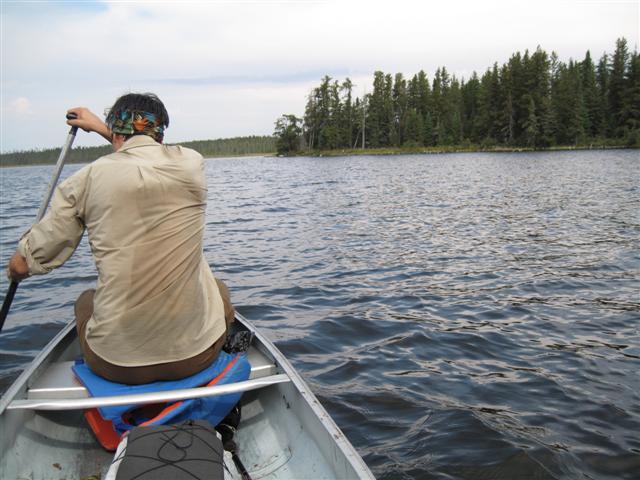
[{"left": 0, "top": 312, "right": 374, "bottom": 479}]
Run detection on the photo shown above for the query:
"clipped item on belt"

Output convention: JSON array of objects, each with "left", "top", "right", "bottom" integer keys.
[{"left": 223, "top": 330, "right": 254, "bottom": 354}]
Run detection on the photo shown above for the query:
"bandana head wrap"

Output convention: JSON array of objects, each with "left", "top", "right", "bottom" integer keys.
[{"left": 107, "top": 110, "right": 165, "bottom": 143}]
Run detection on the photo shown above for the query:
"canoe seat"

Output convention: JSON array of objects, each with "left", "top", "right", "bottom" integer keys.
[{"left": 26, "top": 347, "right": 277, "bottom": 401}]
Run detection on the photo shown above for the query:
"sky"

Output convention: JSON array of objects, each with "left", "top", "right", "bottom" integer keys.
[{"left": 1, "top": 0, "right": 638, "bottom": 152}]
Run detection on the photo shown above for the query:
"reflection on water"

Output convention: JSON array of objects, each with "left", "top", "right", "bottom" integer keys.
[{"left": 1, "top": 150, "right": 639, "bottom": 479}]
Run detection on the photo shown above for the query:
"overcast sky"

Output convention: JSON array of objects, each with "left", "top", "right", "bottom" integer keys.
[{"left": 1, "top": 0, "right": 638, "bottom": 152}]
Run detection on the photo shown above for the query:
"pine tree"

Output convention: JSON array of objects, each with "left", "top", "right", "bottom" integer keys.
[
  {"left": 392, "top": 73, "right": 408, "bottom": 146},
  {"left": 404, "top": 108, "right": 424, "bottom": 146},
  {"left": 303, "top": 91, "right": 319, "bottom": 150},
  {"left": 538, "top": 95, "right": 556, "bottom": 148},
  {"left": 527, "top": 47, "right": 552, "bottom": 147},
  {"left": 365, "top": 72, "right": 383, "bottom": 147},
  {"left": 522, "top": 94, "right": 538, "bottom": 147},
  {"left": 461, "top": 72, "right": 481, "bottom": 142},
  {"left": 432, "top": 67, "right": 452, "bottom": 144},
  {"left": 408, "top": 74, "right": 420, "bottom": 111},
  {"left": 608, "top": 38, "right": 630, "bottom": 137},
  {"left": 423, "top": 111, "right": 435, "bottom": 146},
  {"left": 448, "top": 77, "right": 464, "bottom": 145},
  {"left": 383, "top": 73, "right": 395, "bottom": 147},
  {"left": 581, "top": 51, "right": 601, "bottom": 139},
  {"left": 553, "top": 60, "right": 587, "bottom": 145},
  {"left": 289, "top": 37, "right": 635, "bottom": 153},
  {"left": 622, "top": 50, "right": 640, "bottom": 145},
  {"left": 507, "top": 51, "right": 527, "bottom": 144},
  {"left": 416, "top": 70, "right": 431, "bottom": 119},
  {"left": 475, "top": 68, "right": 493, "bottom": 143},
  {"left": 596, "top": 52, "right": 610, "bottom": 137},
  {"left": 340, "top": 78, "right": 355, "bottom": 148},
  {"left": 500, "top": 63, "right": 515, "bottom": 144}
]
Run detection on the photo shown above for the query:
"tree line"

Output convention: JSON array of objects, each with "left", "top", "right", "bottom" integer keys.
[
  {"left": 0, "top": 136, "right": 276, "bottom": 167},
  {"left": 274, "top": 38, "right": 639, "bottom": 154}
]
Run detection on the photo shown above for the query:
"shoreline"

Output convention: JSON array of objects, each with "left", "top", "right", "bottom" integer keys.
[
  {"left": 0, "top": 151, "right": 278, "bottom": 168},
  {"left": 285, "top": 144, "right": 633, "bottom": 158},
  {"left": 2, "top": 144, "right": 634, "bottom": 167}
]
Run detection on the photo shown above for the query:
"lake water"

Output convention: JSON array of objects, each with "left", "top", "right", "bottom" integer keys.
[{"left": 1, "top": 150, "right": 639, "bottom": 479}]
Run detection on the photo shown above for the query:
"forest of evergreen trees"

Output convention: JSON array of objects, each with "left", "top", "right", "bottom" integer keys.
[
  {"left": 0, "top": 136, "right": 276, "bottom": 167},
  {"left": 275, "top": 38, "right": 639, "bottom": 154}
]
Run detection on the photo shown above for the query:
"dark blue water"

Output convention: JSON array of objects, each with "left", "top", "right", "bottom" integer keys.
[{"left": 1, "top": 150, "right": 639, "bottom": 479}]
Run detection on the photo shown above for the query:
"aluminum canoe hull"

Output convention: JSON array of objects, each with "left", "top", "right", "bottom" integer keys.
[{"left": 0, "top": 313, "right": 374, "bottom": 479}]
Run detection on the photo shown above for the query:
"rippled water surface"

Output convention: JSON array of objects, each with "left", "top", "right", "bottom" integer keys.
[{"left": 1, "top": 150, "right": 639, "bottom": 479}]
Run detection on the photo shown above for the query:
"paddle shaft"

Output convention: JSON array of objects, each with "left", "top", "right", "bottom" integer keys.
[{"left": 0, "top": 120, "right": 79, "bottom": 331}]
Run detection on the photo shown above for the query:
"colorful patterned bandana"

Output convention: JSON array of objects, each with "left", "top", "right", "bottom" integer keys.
[{"left": 107, "top": 110, "right": 165, "bottom": 143}]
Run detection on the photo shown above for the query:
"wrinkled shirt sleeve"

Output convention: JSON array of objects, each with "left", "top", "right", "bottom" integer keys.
[{"left": 17, "top": 170, "right": 87, "bottom": 275}]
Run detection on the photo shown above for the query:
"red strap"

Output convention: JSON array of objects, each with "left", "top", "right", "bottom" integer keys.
[{"left": 84, "top": 408, "right": 122, "bottom": 451}]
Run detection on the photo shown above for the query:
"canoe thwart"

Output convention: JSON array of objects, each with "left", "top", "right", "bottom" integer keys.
[{"left": 10, "top": 374, "right": 290, "bottom": 411}]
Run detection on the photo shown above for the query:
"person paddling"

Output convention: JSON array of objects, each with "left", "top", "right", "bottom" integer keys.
[{"left": 7, "top": 93, "right": 234, "bottom": 384}]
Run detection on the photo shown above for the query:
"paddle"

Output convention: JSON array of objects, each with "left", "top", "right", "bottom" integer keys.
[{"left": 0, "top": 114, "right": 79, "bottom": 331}]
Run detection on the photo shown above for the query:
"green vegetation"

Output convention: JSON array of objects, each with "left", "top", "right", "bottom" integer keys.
[
  {"left": 273, "top": 115, "right": 303, "bottom": 155},
  {"left": 179, "top": 136, "right": 275, "bottom": 158},
  {"left": 0, "top": 136, "right": 276, "bottom": 167},
  {"left": 275, "top": 38, "right": 640, "bottom": 155},
  {"left": 307, "top": 144, "right": 625, "bottom": 158}
]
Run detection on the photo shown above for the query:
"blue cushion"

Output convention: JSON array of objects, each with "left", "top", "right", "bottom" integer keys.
[{"left": 73, "top": 351, "right": 251, "bottom": 433}]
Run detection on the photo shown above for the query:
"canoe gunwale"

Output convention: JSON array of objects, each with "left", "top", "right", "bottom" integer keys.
[
  {"left": 0, "top": 320, "right": 76, "bottom": 413},
  {"left": 234, "top": 313, "right": 375, "bottom": 479}
]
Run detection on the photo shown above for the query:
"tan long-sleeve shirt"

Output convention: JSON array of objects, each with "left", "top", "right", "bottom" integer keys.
[{"left": 18, "top": 135, "right": 226, "bottom": 366}]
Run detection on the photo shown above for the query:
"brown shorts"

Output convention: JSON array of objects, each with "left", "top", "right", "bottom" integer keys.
[{"left": 75, "top": 279, "right": 235, "bottom": 385}]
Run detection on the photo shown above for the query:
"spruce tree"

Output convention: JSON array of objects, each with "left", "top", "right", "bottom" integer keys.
[
  {"left": 341, "top": 78, "right": 355, "bottom": 148},
  {"left": 384, "top": 73, "right": 395, "bottom": 147},
  {"left": 289, "top": 37, "right": 635, "bottom": 153},
  {"left": 581, "top": 51, "right": 601, "bottom": 139},
  {"left": 621, "top": 50, "right": 640, "bottom": 145},
  {"left": 596, "top": 52, "right": 610, "bottom": 137},
  {"left": 392, "top": 73, "right": 408, "bottom": 146},
  {"left": 608, "top": 38, "right": 629, "bottom": 137},
  {"left": 366, "top": 72, "right": 385, "bottom": 147},
  {"left": 423, "top": 111, "right": 435, "bottom": 146},
  {"left": 448, "top": 77, "right": 464, "bottom": 145},
  {"left": 528, "top": 47, "right": 552, "bottom": 147},
  {"left": 404, "top": 108, "right": 424, "bottom": 146},
  {"left": 416, "top": 70, "right": 431, "bottom": 121},
  {"left": 522, "top": 94, "right": 538, "bottom": 147},
  {"left": 553, "top": 60, "right": 587, "bottom": 145},
  {"left": 462, "top": 72, "right": 481, "bottom": 142}
]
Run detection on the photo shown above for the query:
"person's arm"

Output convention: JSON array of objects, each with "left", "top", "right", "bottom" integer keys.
[
  {"left": 66, "top": 107, "right": 112, "bottom": 144},
  {"left": 7, "top": 171, "right": 87, "bottom": 282}
]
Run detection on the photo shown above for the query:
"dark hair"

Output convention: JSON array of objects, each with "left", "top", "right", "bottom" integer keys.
[{"left": 106, "top": 92, "right": 170, "bottom": 132}]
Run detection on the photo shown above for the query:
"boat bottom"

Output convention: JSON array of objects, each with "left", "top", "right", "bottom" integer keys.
[
  {"left": 234, "top": 383, "right": 348, "bottom": 479},
  {"left": 2, "top": 384, "right": 343, "bottom": 479},
  {"left": 1, "top": 409, "right": 112, "bottom": 479}
]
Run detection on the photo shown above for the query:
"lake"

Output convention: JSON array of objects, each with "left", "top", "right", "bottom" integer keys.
[{"left": 1, "top": 149, "right": 638, "bottom": 479}]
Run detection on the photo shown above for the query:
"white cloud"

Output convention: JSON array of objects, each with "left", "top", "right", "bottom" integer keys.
[
  {"left": 1, "top": 0, "right": 638, "bottom": 151},
  {"left": 8, "top": 97, "right": 33, "bottom": 115}
]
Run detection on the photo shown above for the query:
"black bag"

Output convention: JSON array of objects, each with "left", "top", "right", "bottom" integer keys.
[{"left": 114, "top": 420, "right": 224, "bottom": 480}]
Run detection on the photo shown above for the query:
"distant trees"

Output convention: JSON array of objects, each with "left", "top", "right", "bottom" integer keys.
[
  {"left": 0, "top": 136, "right": 276, "bottom": 167},
  {"left": 273, "top": 114, "right": 303, "bottom": 155},
  {"left": 180, "top": 136, "right": 276, "bottom": 157},
  {"left": 277, "top": 37, "right": 639, "bottom": 151}
]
